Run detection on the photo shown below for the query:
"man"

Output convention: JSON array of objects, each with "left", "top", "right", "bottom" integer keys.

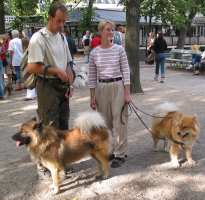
[
  {"left": 82, "top": 30, "right": 91, "bottom": 63},
  {"left": 64, "top": 28, "right": 77, "bottom": 59},
  {"left": 27, "top": 1, "right": 74, "bottom": 179},
  {"left": 27, "top": 1, "right": 74, "bottom": 131},
  {"left": 8, "top": 30, "right": 23, "bottom": 90},
  {"left": 113, "top": 24, "right": 123, "bottom": 46}
]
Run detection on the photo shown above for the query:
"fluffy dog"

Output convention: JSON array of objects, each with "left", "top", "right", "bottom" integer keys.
[
  {"left": 73, "top": 64, "right": 88, "bottom": 88},
  {"left": 12, "top": 111, "right": 110, "bottom": 194},
  {"left": 151, "top": 102, "right": 200, "bottom": 168}
]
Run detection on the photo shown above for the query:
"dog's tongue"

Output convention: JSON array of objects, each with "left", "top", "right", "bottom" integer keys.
[{"left": 16, "top": 141, "right": 21, "bottom": 148}]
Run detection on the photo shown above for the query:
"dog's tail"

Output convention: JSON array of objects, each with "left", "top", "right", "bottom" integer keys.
[
  {"left": 73, "top": 111, "right": 107, "bottom": 133},
  {"left": 156, "top": 102, "right": 178, "bottom": 113}
]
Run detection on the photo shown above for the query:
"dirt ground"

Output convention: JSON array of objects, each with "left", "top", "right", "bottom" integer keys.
[{"left": 1, "top": 59, "right": 205, "bottom": 200}]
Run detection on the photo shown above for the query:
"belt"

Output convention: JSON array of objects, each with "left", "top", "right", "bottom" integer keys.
[{"left": 99, "top": 77, "right": 122, "bottom": 83}]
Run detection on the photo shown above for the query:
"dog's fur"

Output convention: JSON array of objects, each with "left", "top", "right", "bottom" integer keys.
[
  {"left": 151, "top": 103, "right": 200, "bottom": 168},
  {"left": 73, "top": 64, "right": 88, "bottom": 88},
  {"left": 12, "top": 111, "right": 109, "bottom": 194}
]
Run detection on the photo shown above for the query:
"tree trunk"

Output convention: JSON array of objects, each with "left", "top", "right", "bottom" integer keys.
[
  {"left": 0, "top": 0, "right": 5, "bottom": 34},
  {"left": 176, "top": 27, "right": 187, "bottom": 49},
  {"left": 126, "top": 0, "right": 143, "bottom": 93},
  {"left": 87, "top": 0, "right": 94, "bottom": 30}
]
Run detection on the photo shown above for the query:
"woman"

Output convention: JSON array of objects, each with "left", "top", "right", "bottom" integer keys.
[
  {"left": 0, "top": 40, "right": 5, "bottom": 99},
  {"left": 153, "top": 32, "right": 167, "bottom": 83},
  {"left": 146, "top": 32, "right": 155, "bottom": 64},
  {"left": 88, "top": 20, "right": 131, "bottom": 168}
]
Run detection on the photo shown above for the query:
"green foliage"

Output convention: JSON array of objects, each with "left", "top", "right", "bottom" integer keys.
[
  {"left": 78, "top": 7, "right": 95, "bottom": 33},
  {"left": 9, "top": 0, "right": 39, "bottom": 16},
  {"left": 37, "top": 0, "right": 53, "bottom": 23},
  {"left": 140, "top": 0, "right": 205, "bottom": 28}
]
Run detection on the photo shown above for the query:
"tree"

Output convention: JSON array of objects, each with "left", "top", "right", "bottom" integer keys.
[
  {"left": 10, "top": 0, "right": 39, "bottom": 16},
  {"left": 0, "top": 0, "right": 5, "bottom": 34},
  {"left": 78, "top": 0, "right": 95, "bottom": 33},
  {"left": 168, "top": 0, "right": 205, "bottom": 48},
  {"left": 126, "top": 0, "right": 143, "bottom": 93},
  {"left": 140, "top": 0, "right": 205, "bottom": 48}
]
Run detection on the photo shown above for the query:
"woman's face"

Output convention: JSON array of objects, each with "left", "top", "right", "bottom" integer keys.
[{"left": 101, "top": 23, "right": 114, "bottom": 41}]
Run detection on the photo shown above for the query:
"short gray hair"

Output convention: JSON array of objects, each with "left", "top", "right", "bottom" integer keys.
[{"left": 11, "top": 30, "right": 19, "bottom": 38}]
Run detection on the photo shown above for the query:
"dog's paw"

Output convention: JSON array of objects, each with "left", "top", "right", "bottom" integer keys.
[
  {"left": 187, "top": 159, "right": 196, "bottom": 167},
  {"left": 171, "top": 160, "right": 180, "bottom": 168},
  {"left": 95, "top": 175, "right": 109, "bottom": 181},
  {"left": 50, "top": 184, "right": 60, "bottom": 195}
]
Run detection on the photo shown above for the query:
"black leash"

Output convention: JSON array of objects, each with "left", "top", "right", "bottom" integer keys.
[
  {"left": 121, "top": 101, "right": 185, "bottom": 148},
  {"left": 129, "top": 101, "right": 165, "bottom": 119}
]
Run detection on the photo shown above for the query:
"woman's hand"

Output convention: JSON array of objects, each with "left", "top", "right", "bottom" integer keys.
[
  {"left": 124, "top": 92, "right": 131, "bottom": 103},
  {"left": 124, "top": 85, "right": 131, "bottom": 103},
  {"left": 90, "top": 96, "right": 97, "bottom": 110}
]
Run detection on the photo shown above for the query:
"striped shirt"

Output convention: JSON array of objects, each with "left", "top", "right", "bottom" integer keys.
[{"left": 88, "top": 44, "right": 130, "bottom": 88}]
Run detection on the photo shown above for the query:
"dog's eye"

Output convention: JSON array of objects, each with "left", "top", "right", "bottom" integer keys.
[{"left": 177, "top": 132, "right": 181, "bottom": 136}]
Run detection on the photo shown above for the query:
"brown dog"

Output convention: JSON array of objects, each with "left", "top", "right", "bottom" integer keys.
[
  {"left": 12, "top": 111, "right": 110, "bottom": 194},
  {"left": 151, "top": 103, "right": 200, "bottom": 168}
]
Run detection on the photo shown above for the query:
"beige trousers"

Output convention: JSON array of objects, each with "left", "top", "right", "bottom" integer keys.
[{"left": 96, "top": 80, "right": 128, "bottom": 157}]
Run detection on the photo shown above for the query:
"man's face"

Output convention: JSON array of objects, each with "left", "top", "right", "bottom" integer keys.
[{"left": 49, "top": 10, "right": 67, "bottom": 33}]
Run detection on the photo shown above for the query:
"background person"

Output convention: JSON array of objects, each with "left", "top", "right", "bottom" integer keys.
[
  {"left": 8, "top": 30, "right": 23, "bottom": 90},
  {"left": 153, "top": 32, "right": 167, "bottom": 83},
  {"left": 82, "top": 30, "right": 91, "bottom": 63}
]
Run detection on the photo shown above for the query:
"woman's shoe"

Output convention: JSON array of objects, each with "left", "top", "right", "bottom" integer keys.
[{"left": 111, "top": 156, "right": 126, "bottom": 168}]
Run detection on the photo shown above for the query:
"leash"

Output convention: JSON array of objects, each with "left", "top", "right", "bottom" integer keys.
[{"left": 121, "top": 101, "right": 185, "bottom": 148}]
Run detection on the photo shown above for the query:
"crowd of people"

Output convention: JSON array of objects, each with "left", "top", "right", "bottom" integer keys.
[
  {"left": 146, "top": 31, "right": 205, "bottom": 80},
  {"left": 81, "top": 24, "right": 126, "bottom": 63},
  {"left": 0, "top": 29, "right": 38, "bottom": 100}
]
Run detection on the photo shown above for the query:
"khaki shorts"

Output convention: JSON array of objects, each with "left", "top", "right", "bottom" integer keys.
[
  {"left": 5, "top": 65, "right": 13, "bottom": 75},
  {"left": 84, "top": 46, "right": 90, "bottom": 55}
]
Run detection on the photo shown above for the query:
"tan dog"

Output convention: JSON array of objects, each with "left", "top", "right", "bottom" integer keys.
[
  {"left": 151, "top": 103, "right": 200, "bottom": 168},
  {"left": 12, "top": 111, "right": 110, "bottom": 194}
]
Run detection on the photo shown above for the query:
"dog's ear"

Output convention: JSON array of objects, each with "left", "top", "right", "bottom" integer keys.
[
  {"left": 31, "top": 117, "right": 37, "bottom": 122},
  {"left": 33, "top": 122, "right": 43, "bottom": 134}
]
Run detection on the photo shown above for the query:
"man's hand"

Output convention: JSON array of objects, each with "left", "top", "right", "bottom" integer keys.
[
  {"left": 55, "top": 68, "right": 69, "bottom": 82},
  {"left": 66, "top": 68, "right": 74, "bottom": 83}
]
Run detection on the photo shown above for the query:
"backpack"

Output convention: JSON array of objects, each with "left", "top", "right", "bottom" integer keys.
[
  {"left": 20, "top": 49, "right": 36, "bottom": 89},
  {"left": 21, "top": 32, "right": 58, "bottom": 89},
  {"left": 113, "top": 31, "right": 122, "bottom": 45}
]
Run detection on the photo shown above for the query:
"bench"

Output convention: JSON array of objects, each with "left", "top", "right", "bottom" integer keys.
[{"left": 165, "top": 49, "right": 194, "bottom": 69}]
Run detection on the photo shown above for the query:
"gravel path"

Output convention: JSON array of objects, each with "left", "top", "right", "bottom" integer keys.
[{"left": 1, "top": 59, "right": 205, "bottom": 200}]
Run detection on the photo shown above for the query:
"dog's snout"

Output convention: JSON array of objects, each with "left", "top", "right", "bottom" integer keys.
[{"left": 12, "top": 132, "right": 21, "bottom": 141}]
